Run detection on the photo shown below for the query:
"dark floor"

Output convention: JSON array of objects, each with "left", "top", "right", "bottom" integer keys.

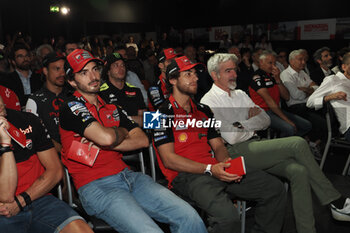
[{"left": 89, "top": 146, "right": 350, "bottom": 233}]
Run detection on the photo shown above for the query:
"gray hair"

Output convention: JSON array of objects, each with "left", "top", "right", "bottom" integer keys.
[
  {"left": 342, "top": 52, "right": 350, "bottom": 65},
  {"left": 289, "top": 49, "right": 304, "bottom": 62},
  {"left": 258, "top": 50, "right": 277, "bottom": 61},
  {"left": 313, "top": 47, "right": 330, "bottom": 63},
  {"left": 36, "top": 44, "right": 54, "bottom": 57},
  {"left": 207, "top": 53, "right": 238, "bottom": 76}
]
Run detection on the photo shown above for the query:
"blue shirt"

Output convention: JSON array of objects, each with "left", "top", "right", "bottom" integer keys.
[{"left": 16, "top": 69, "right": 32, "bottom": 95}]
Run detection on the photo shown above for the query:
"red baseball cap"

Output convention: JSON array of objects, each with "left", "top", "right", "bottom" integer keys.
[
  {"left": 166, "top": 56, "right": 199, "bottom": 77},
  {"left": 158, "top": 48, "right": 178, "bottom": 63},
  {"left": 65, "top": 49, "right": 103, "bottom": 74}
]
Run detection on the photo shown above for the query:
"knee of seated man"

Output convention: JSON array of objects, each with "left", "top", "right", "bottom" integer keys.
[
  {"left": 61, "top": 219, "right": 92, "bottom": 233},
  {"left": 288, "top": 136, "right": 308, "bottom": 147},
  {"left": 280, "top": 123, "right": 295, "bottom": 136},
  {"left": 285, "top": 163, "right": 308, "bottom": 179}
]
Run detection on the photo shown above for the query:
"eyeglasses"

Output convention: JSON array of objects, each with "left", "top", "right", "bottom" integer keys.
[{"left": 15, "top": 54, "right": 30, "bottom": 59}]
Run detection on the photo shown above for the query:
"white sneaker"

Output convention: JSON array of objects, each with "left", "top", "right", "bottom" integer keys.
[{"left": 331, "top": 198, "right": 350, "bottom": 221}]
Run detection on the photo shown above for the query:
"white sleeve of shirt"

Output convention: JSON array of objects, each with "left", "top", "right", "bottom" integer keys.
[
  {"left": 25, "top": 98, "right": 38, "bottom": 116},
  {"left": 280, "top": 71, "right": 307, "bottom": 101},
  {"left": 306, "top": 76, "right": 333, "bottom": 110},
  {"left": 239, "top": 92, "right": 270, "bottom": 131},
  {"left": 201, "top": 90, "right": 270, "bottom": 145}
]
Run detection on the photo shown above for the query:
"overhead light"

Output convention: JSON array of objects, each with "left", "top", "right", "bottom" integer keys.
[{"left": 61, "top": 6, "right": 70, "bottom": 15}]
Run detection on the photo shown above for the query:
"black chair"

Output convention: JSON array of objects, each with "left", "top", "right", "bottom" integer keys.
[{"left": 320, "top": 102, "right": 350, "bottom": 175}]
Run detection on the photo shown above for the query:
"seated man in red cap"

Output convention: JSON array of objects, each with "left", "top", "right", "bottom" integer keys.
[{"left": 59, "top": 49, "right": 207, "bottom": 233}]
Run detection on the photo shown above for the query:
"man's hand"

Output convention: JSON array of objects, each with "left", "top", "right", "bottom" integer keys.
[
  {"left": 325, "top": 91, "right": 347, "bottom": 102},
  {"left": 211, "top": 162, "right": 242, "bottom": 182},
  {"left": 271, "top": 66, "right": 281, "bottom": 80},
  {"left": 0, "top": 117, "right": 11, "bottom": 145},
  {"left": 0, "top": 201, "right": 20, "bottom": 218},
  {"left": 248, "top": 106, "right": 262, "bottom": 119},
  {"left": 285, "top": 119, "right": 297, "bottom": 133}
]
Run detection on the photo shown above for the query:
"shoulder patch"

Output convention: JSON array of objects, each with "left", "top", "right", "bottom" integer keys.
[
  {"left": 100, "top": 82, "right": 110, "bottom": 91},
  {"left": 126, "top": 82, "right": 136, "bottom": 88}
]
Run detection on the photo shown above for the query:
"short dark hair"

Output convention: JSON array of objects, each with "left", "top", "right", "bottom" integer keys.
[
  {"left": 64, "top": 60, "right": 75, "bottom": 81},
  {"left": 63, "top": 41, "right": 78, "bottom": 51},
  {"left": 313, "top": 47, "right": 330, "bottom": 63},
  {"left": 9, "top": 43, "right": 29, "bottom": 60},
  {"left": 166, "top": 69, "right": 180, "bottom": 93}
]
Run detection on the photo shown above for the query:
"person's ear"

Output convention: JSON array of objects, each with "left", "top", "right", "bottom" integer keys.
[{"left": 43, "top": 67, "right": 48, "bottom": 77}]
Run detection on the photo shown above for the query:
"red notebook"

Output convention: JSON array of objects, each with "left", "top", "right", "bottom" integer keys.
[
  {"left": 6, "top": 122, "right": 26, "bottom": 148},
  {"left": 67, "top": 141, "right": 100, "bottom": 167},
  {"left": 225, "top": 156, "right": 246, "bottom": 176}
]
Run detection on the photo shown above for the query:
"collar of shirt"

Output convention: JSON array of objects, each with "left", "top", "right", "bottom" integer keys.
[
  {"left": 252, "top": 63, "right": 259, "bottom": 71},
  {"left": 73, "top": 90, "right": 106, "bottom": 109},
  {"left": 321, "top": 67, "right": 331, "bottom": 76},
  {"left": 16, "top": 69, "right": 32, "bottom": 79},
  {"left": 106, "top": 80, "right": 126, "bottom": 92},
  {"left": 335, "top": 71, "right": 350, "bottom": 81},
  {"left": 211, "top": 83, "right": 235, "bottom": 97},
  {"left": 42, "top": 85, "right": 68, "bottom": 98},
  {"left": 286, "top": 65, "right": 299, "bottom": 76},
  {"left": 286, "top": 65, "right": 308, "bottom": 80},
  {"left": 169, "top": 95, "right": 197, "bottom": 115}
]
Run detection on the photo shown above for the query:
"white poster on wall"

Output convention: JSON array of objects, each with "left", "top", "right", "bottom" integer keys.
[{"left": 298, "top": 18, "right": 336, "bottom": 40}]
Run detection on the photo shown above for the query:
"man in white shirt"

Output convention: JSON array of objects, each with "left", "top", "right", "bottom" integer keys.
[
  {"left": 281, "top": 49, "right": 326, "bottom": 155},
  {"left": 307, "top": 52, "right": 350, "bottom": 141},
  {"left": 201, "top": 53, "right": 350, "bottom": 233}
]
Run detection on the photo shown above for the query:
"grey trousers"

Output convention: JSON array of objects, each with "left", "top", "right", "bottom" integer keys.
[
  {"left": 172, "top": 169, "right": 287, "bottom": 233},
  {"left": 227, "top": 136, "right": 341, "bottom": 233}
]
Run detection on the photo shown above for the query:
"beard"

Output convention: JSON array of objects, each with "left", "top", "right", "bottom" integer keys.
[
  {"left": 75, "top": 79, "right": 101, "bottom": 94},
  {"left": 229, "top": 82, "right": 237, "bottom": 90},
  {"left": 16, "top": 62, "right": 31, "bottom": 71},
  {"left": 176, "top": 81, "right": 198, "bottom": 96}
]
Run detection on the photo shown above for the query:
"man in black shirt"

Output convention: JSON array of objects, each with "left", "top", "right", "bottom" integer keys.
[
  {"left": 100, "top": 52, "right": 146, "bottom": 125},
  {"left": 25, "top": 52, "right": 70, "bottom": 153}
]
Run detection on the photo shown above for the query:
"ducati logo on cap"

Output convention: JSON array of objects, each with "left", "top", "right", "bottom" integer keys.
[{"left": 73, "top": 51, "right": 93, "bottom": 64}]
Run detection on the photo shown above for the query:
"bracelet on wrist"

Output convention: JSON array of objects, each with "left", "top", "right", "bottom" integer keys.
[
  {"left": 20, "top": 192, "right": 32, "bottom": 207},
  {"left": 0, "top": 144, "right": 13, "bottom": 156},
  {"left": 14, "top": 196, "right": 24, "bottom": 211}
]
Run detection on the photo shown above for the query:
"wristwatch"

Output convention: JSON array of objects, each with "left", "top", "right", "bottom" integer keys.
[
  {"left": 232, "top": 122, "right": 244, "bottom": 129},
  {"left": 204, "top": 164, "right": 212, "bottom": 176}
]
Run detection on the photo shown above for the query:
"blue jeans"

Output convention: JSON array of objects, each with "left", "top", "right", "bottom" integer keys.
[
  {"left": 78, "top": 168, "right": 207, "bottom": 233},
  {"left": 266, "top": 110, "right": 312, "bottom": 138},
  {"left": 0, "top": 195, "right": 84, "bottom": 233}
]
